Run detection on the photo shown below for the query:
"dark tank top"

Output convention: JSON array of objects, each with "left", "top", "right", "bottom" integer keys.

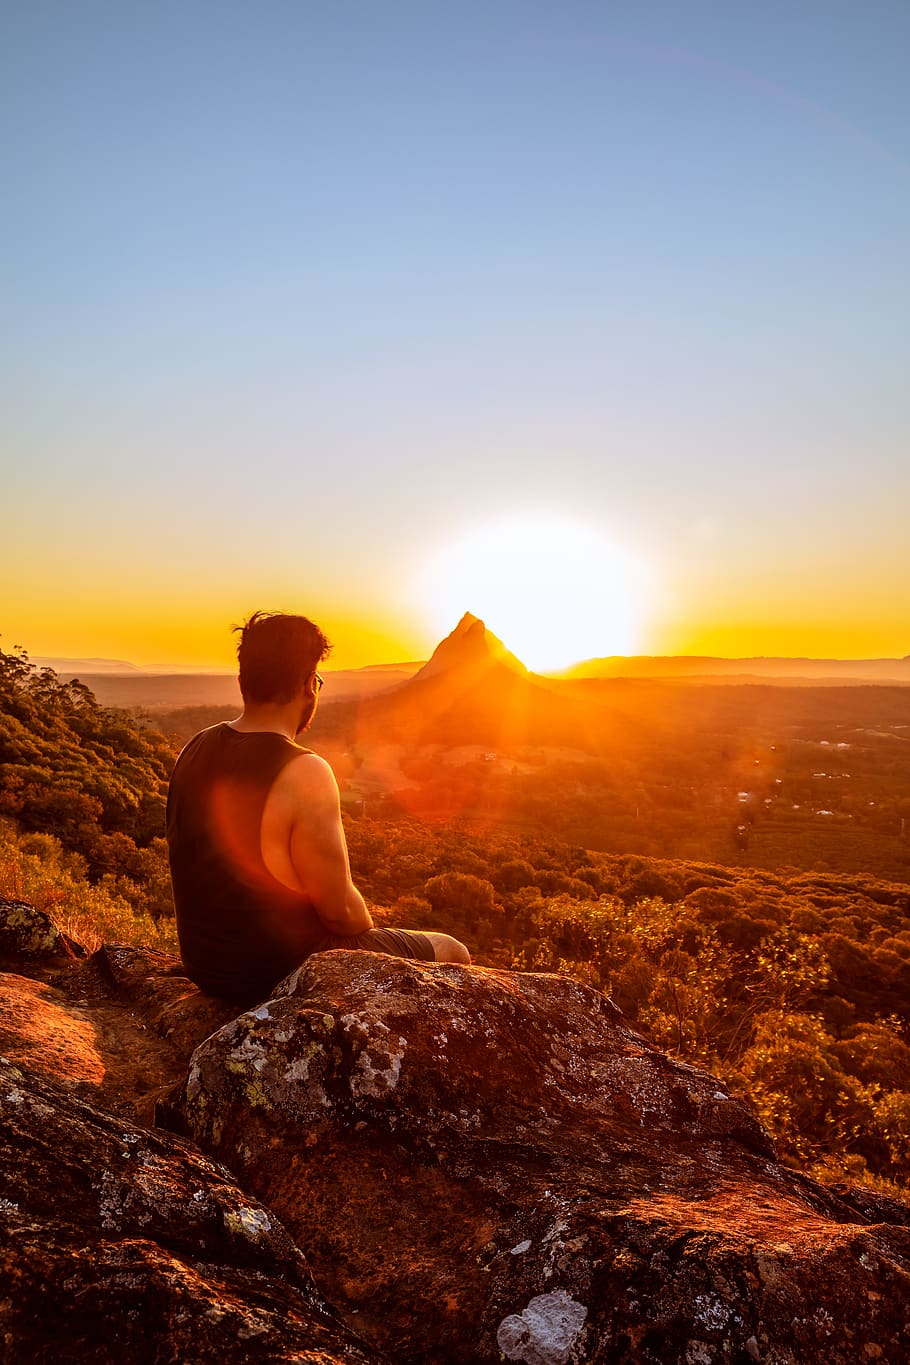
[{"left": 166, "top": 724, "right": 325, "bottom": 1004}]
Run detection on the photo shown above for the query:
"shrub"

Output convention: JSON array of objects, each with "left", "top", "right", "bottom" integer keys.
[{"left": 423, "top": 872, "right": 495, "bottom": 914}]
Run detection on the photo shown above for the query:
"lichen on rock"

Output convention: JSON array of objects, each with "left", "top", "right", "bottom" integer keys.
[
  {"left": 163, "top": 949, "right": 910, "bottom": 1363},
  {"left": 0, "top": 897, "right": 66, "bottom": 958},
  {"left": 496, "top": 1290, "right": 588, "bottom": 1365},
  {"left": 0, "top": 1055, "right": 378, "bottom": 1362}
]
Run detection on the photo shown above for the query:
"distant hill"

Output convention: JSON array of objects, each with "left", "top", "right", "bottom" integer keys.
[
  {"left": 46, "top": 662, "right": 422, "bottom": 710},
  {"left": 559, "top": 654, "right": 910, "bottom": 684},
  {"left": 297, "top": 614, "right": 910, "bottom": 884},
  {"left": 43, "top": 674, "right": 242, "bottom": 709},
  {"left": 30, "top": 639, "right": 910, "bottom": 706},
  {"left": 311, "top": 614, "right": 910, "bottom": 756},
  {"left": 32, "top": 656, "right": 143, "bottom": 674}
]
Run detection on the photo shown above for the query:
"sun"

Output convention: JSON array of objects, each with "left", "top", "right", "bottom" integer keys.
[{"left": 419, "top": 516, "right": 650, "bottom": 672}]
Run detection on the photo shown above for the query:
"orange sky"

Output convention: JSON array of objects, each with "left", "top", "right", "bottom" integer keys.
[
  {"left": 4, "top": 8, "right": 908, "bottom": 673},
  {"left": 7, "top": 511, "right": 907, "bottom": 673}
]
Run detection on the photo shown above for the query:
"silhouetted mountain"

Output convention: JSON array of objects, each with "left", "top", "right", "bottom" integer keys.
[
  {"left": 413, "top": 612, "right": 527, "bottom": 682},
  {"left": 345, "top": 613, "right": 612, "bottom": 750}
]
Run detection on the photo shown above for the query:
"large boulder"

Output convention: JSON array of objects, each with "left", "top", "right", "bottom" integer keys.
[
  {"left": 0, "top": 1054, "right": 379, "bottom": 1363},
  {"left": 0, "top": 904, "right": 383, "bottom": 1359},
  {"left": 163, "top": 951, "right": 910, "bottom": 1363}
]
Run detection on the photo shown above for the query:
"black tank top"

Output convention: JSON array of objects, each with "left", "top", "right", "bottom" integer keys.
[{"left": 166, "top": 724, "right": 325, "bottom": 1003}]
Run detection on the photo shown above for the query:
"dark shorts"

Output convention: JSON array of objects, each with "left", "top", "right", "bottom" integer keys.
[{"left": 308, "top": 926, "right": 436, "bottom": 962}]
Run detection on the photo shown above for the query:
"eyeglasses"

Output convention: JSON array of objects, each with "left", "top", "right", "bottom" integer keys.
[{"left": 313, "top": 672, "right": 325, "bottom": 693}]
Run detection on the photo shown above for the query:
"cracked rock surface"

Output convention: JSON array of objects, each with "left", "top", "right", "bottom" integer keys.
[
  {"left": 165, "top": 950, "right": 910, "bottom": 1363},
  {"left": 0, "top": 1055, "right": 378, "bottom": 1363},
  {"left": 0, "top": 897, "right": 377, "bottom": 1363}
]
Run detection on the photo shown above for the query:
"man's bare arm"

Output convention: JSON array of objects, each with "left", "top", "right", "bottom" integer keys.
[{"left": 284, "top": 754, "right": 374, "bottom": 936}]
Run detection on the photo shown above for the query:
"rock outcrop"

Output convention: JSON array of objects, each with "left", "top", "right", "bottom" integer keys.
[
  {"left": 0, "top": 898, "right": 376, "bottom": 1361},
  {"left": 0, "top": 1054, "right": 379, "bottom": 1362},
  {"left": 164, "top": 950, "right": 910, "bottom": 1363},
  {"left": 2, "top": 896, "right": 909, "bottom": 1362}
]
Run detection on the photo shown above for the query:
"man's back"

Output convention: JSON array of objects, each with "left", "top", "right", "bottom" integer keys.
[
  {"left": 166, "top": 610, "right": 470, "bottom": 999},
  {"left": 166, "top": 724, "right": 324, "bottom": 1003}
]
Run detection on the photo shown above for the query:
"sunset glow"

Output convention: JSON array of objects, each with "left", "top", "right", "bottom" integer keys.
[
  {"left": 419, "top": 518, "right": 651, "bottom": 672},
  {"left": 2, "top": 7, "right": 908, "bottom": 670}
]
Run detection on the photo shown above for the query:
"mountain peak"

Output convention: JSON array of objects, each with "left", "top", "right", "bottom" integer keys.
[{"left": 414, "top": 613, "right": 527, "bottom": 682}]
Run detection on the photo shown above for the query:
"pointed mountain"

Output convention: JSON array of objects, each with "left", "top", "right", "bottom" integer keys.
[
  {"left": 342, "top": 612, "right": 587, "bottom": 751},
  {"left": 413, "top": 613, "right": 528, "bottom": 683},
  {"left": 310, "top": 613, "right": 627, "bottom": 755}
]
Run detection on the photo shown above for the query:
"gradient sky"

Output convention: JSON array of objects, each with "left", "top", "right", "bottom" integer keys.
[{"left": 2, "top": 2, "right": 908, "bottom": 669}]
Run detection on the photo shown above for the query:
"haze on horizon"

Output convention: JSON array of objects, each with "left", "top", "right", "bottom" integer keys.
[
  {"left": 2, "top": 3, "right": 908, "bottom": 672},
  {"left": 28, "top": 610, "right": 910, "bottom": 685}
]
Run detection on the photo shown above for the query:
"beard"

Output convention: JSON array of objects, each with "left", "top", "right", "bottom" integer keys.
[{"left": 295, "top": 695, "right": 318, "bottom": 736}]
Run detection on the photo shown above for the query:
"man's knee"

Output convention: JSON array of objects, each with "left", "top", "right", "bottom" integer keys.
[{"left": 425, "top": 932, "right": 471, "bottom": 966}]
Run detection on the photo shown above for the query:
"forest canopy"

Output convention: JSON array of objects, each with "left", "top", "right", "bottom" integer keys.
[{"left": 0, "top": 645, "right": 177, "bottom": 916}]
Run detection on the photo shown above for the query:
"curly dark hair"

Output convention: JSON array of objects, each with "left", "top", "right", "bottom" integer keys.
[{"left": 234, "top": 611, "right": 331, "bottom": 704}]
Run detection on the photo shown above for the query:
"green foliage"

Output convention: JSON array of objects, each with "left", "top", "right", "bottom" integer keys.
[
  {"left": 424, "top": 872, "right": 495, "bottom": 932},
  {"left": 0, "top": 820, "right": 178, "bottom": 953},
  {"left": 0, "top": 644, "right": 177, "bottom": 894},
  {"left": 494, "top": 858, "right": 538, "bottom": 893},
  {"left": 727, "top": 1009, "right": 910, "bottom": 1188},
  {"left": 535, "top": 868, "right": 597, "bottom": 900}
]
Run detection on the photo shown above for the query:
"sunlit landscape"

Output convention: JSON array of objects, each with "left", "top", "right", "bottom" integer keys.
[
  {"left": 2, "top": 3, "right": 909, "bottom": 1359},
  {"left": 3, "top": 614, "right": 908, "bottom": 1189}
]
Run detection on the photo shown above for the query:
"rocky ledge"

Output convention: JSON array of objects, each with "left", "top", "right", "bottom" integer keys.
[{"left": 2, "top": 896, "right": 909, "bottom": 1362}]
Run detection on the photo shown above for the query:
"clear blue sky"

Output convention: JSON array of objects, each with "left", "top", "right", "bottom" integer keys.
[{"left": 2, "top": 2, "right": 908, "bottom": 666}]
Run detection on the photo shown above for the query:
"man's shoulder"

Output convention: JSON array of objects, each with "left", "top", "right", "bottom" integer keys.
[
  {"left": 275, "top": 747, "right": 336, "bottom": 783},
  {"left": 269, "top": 749, "right": 339, "bottom": 806}
]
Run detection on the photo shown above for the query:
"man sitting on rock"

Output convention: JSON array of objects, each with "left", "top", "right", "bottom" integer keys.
[{"left": 167, "top": 610, "right": 470, "bottom": 1005}]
